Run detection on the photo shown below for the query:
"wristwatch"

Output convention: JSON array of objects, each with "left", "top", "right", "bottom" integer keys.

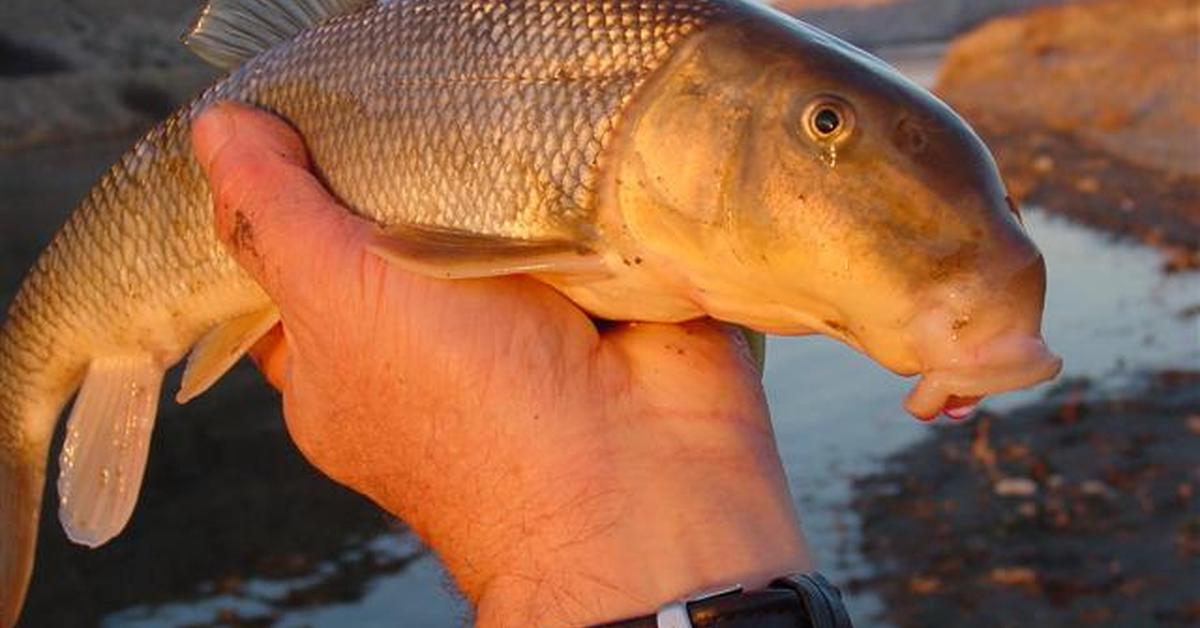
[{"left": 592, "top": 573, "right": 854, "bottom": 628}]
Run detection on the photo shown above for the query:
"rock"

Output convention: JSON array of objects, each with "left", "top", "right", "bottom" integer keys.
[
  {"left": 1079, "top": 479, "right": 1115, "bottom": 499},
  {"left": 935, "top": 0, "right": 1200, "bottom": 265},
  {"left": 993, "top": 476, "right": 1038, "bottom": 497},
  {"left": 907, "top": 575, "right": 943, "bottom": 594},
  {"left": 987, "top": 566, "right": 1039, "bottom": 589}
]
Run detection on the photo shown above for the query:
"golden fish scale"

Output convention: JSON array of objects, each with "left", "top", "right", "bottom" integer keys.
[
  {"left": 1, "top": 0, "right": 721, "bottom": 452},
  {"left": 226, "top": 0, "right": 719, "bottom": 237},
  {"left": 0, "top": 112, "right": 239, "bottom": 439}
]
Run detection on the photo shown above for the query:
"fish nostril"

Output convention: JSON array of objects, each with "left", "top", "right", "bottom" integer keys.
[{"left": 894, "top": 117, "right": 929, "bottom": 155}]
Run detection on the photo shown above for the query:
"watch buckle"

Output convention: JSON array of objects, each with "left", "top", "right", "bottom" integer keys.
[{"left": 654, "top": 584, "right": 743, "bottom": 628}]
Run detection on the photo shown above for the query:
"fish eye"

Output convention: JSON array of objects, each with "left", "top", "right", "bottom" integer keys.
[
  {"left": 814, "top": 108, "right": 841, "bottom": 135},
  {"left": 802, "top": 96, "right": 855, "bottom": 143}
]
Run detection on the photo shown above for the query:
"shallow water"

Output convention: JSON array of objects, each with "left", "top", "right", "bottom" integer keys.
[{"left": 1, "top": 53, "right": 1196, "bottom": 628}]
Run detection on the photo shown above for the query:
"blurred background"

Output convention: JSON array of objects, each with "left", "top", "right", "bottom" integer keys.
[{"left": 0, "top": 0, "right": 1196, "bottom": 625}]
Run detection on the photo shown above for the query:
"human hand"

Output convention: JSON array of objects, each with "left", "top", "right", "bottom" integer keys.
[{"left": 192, "top": 102, "right": 811, "bottom": 627}]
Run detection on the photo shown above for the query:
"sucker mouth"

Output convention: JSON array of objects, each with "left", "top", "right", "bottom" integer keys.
[{"left": 904, "top": 336, "right": 1063, "bottom": 420}]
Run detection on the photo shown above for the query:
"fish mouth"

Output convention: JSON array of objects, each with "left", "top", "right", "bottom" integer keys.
[{"left": 904, "top": 335, "right": 1063, "bottom": 421}]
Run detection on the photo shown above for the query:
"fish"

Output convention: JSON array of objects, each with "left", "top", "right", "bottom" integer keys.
[{"left": 0, "top": 0, "right": 1063, "bottom": 623}]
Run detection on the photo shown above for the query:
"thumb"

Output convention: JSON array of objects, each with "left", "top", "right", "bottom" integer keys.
[{"left": 191, "top": 101, "right": 372, "bottom": 304}]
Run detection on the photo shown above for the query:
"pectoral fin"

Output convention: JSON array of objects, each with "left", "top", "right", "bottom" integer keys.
[
  {"left": 57, "top": 355, "right": 164, "bottom": 548},
  {"left": 368, "top": 223, "right": 609, "bottom": 280},
  {"left": 177, "top": 307, "right": 280, "bottom": 403}
]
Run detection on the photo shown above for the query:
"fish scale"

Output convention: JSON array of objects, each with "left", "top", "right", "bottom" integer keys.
[
  {"left": 224, "top": 0, "right": 717, "bottom": 238},
  {"left": 0, "top": 1, "right": 723, "bottom": 624}
]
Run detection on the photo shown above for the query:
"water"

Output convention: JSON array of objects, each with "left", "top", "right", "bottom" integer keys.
[
  {"left": 1, "top": 50, "right": 1195, "bottom": 628},
  {"left": 106, "top": 536, "right": 467, "bottom": 628}
]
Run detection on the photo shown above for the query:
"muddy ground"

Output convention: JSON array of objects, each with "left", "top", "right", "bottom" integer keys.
[{"left": 851, "top": 371, "right": 1200, "bottom": 627}]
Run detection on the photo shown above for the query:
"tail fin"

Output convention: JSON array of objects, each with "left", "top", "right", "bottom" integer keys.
[
  {"left": 0, "top": 444, "right": 46, "bottom": 628},
  {"left": 0, "top": 319, "right": 68, "bottom": 628}
]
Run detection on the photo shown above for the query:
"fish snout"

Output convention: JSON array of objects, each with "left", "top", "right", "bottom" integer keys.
[
  {"left": 903, "top": 254, "right": 1062, "bottom": 420},
  {"left": 904, "top": 333, "right": 1062, "bottom": 421}
]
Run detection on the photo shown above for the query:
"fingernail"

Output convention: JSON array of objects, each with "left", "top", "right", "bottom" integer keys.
[{"left": 193, "top": 103, "right": 236, "bottom": 173}]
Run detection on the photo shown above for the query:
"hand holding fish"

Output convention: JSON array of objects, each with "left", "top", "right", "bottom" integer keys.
[
  {"left": 193, "top": 102, "right": 811, "bottom": 627},
  {"left": 0, "top": 1, "right": 1064, "bottom": 623}
]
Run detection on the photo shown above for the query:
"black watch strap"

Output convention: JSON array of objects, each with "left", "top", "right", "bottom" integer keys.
[
  {"left": 593, "top": 573, "right": 853, "bottom": 628},
  {"left": 772, "top": 573, "right": 854, "bottom": 628}
]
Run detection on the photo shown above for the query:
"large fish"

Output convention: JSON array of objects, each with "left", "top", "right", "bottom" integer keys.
[{"left": 0, "top": 0, "right": 1062, "bottom": 622}]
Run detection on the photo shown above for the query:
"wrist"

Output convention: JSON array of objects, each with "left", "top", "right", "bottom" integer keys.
[{"left": 464, "top": 404, "right": 810, "bottom": 627}]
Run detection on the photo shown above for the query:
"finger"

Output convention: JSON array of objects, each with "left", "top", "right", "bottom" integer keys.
[
  {"left": 190, "top": 101, "right": 373, "bottom": 304},
  {"left": 248, "top": 323, "right": 289, "bottom": 391}
]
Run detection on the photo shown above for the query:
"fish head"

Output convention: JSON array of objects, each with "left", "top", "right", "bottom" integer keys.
[{"left": 611, "top": 5, "right": 1061, "bottom": 419}]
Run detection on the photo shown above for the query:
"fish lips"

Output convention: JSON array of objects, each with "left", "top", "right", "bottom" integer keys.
[{"left": 904, "top": 335, "right": 1063, "bottom": 421}]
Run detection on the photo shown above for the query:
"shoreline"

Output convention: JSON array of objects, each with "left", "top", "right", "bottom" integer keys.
[{"left": 850, "top": 370, "right": 1200, "bottom": 626}]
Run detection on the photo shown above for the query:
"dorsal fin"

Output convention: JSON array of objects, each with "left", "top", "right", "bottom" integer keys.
[{"left": 182, "top": 0, "right": 376, "bottom": 70}]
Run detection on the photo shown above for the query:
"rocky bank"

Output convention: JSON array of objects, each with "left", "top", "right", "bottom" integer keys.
[
  {"left": 851, "top": 371, "right": 1200, "bottom": 627},
  {"left": 936, "top": 0, "right": 1200, "bottom": 269}
]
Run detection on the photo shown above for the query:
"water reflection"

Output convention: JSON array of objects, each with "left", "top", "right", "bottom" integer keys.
[{"left": 104, "top": 536, "right": 451, "bottom": 628}]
